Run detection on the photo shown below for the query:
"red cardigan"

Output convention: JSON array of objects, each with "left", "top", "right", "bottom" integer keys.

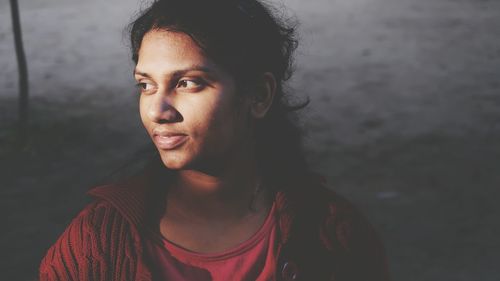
[{"left": 39, "top": 173, "right": 390, "bottom": 281}]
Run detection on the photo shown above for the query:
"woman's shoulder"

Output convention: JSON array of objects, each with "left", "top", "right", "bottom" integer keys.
[
  {"left": 278, "top": 177, "right": 390, "bottom": 280},
  {"left": 282, "top": 176, "right": 382, "bottom": 248},
  {"left": 313, "top": 183, "right": 391, "bottom": 280},
  {"left": 39, "top": 195, "right": 141, "bottom": 280},
  {"left": 292, "top": 177, "right": 367, "bottom": 224},
  {"left": 302, "top": 182, "right": 381, "bottom": 246}
]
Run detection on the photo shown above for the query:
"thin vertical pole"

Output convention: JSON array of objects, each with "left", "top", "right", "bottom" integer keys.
[{"left": 10, "top": 0, "right": 29, "bottom": 130}]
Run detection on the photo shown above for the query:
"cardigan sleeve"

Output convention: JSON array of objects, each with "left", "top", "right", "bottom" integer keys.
[{"left": 39, "top": 200, "right": 140, "bottom": 281}]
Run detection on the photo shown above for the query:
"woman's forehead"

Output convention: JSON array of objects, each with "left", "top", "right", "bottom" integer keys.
[
  {"left": 136, "top": 31, "right": 211, "bottom": 74},
  {"left": 134, "top": 30, "right": 236, "bottom": 84},
  {"left": 139, "top": 30, "right": 203, "bottom": 59}
]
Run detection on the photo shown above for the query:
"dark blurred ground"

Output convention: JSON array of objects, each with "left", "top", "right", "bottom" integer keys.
[{"left": 1, "top": 0, "right": 499, "bottom": 280}]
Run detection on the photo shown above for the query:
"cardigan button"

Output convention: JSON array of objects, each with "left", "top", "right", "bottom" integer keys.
[{"left": 281, "top": 261, "right": 299, "bottom": 281}]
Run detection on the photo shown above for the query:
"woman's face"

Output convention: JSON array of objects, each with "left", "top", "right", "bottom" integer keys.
[{"left": 135, "top": 30, "right": 251, "bottom": 172}]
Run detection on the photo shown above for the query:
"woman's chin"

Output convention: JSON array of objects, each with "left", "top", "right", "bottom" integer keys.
[{"left": 158, "top": 151, "right": 189, "bottom": 170}]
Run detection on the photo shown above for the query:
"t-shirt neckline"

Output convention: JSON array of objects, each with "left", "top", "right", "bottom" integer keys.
[{"left": 158, "top": 201, "right": 276, "bottom": 263}]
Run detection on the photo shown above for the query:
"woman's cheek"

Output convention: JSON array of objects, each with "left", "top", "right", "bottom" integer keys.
[{"left": 139, "top": 95, "right": 149, "bottom": 124}]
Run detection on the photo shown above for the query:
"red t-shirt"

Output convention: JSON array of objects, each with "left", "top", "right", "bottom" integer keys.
[{"left": 145, "top": 203, "right": 278, "bottom": 281}]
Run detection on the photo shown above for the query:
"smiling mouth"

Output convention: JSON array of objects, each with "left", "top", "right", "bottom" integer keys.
[{"left": 153, "top": 134, "right": 188, "bottom": 150}]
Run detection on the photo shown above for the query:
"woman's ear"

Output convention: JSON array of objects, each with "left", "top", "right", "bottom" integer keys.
[{"left": 250, "top": 72, "right": 276, "bottom": 119}]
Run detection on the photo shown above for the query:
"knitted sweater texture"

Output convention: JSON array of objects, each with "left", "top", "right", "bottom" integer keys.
[{"left": 39, "top": 175, "right": 390, "bottom": 281}]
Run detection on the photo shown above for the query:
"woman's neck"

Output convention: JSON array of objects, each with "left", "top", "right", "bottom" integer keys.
[
  {"left": 156, "top": 145, "right": 275, "bottom": 253},
  {"left": 168, "top": 173, "right": 262, "bottom": 219},
  {"left": 164, "top": 153, "right": 271, "bottom": 223}
]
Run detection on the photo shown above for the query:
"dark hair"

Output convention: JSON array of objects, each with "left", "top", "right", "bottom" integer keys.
[{"left": 128, "top": 0, "right": 313, "bottom": 192}]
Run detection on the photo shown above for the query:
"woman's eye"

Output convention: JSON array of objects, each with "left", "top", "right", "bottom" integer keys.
[
  {"left": 136, "top": 82, "right": 154, "bottom": 92},
  {"left": 177, "top": 79, "right": 204, "bottom": 90}
]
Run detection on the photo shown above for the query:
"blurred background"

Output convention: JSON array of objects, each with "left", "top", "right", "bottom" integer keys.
[{"left": 1, "top": 0, "right": 499, "bottom": 280}]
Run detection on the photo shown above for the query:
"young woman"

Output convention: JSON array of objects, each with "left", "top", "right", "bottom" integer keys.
[{"left": 40, "top": 0, "right": 390, "bottom": 280}]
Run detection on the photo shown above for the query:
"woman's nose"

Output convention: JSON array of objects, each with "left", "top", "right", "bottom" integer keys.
[{"left": 147, "top": 94, "right": 182, "bottom": 123}]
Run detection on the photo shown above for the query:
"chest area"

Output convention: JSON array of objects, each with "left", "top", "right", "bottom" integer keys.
[{"left": 145, "top": 214, "right": 279, "bottom": 281}]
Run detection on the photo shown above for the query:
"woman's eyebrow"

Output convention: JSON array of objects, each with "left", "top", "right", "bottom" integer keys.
[{"left": 133, "top": 65, "right": 213, "bottom": 78}]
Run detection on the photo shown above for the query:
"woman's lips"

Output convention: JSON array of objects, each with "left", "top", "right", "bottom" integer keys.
[{"left": 153, "top": 134, "right": 188, "bottom": 150}]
